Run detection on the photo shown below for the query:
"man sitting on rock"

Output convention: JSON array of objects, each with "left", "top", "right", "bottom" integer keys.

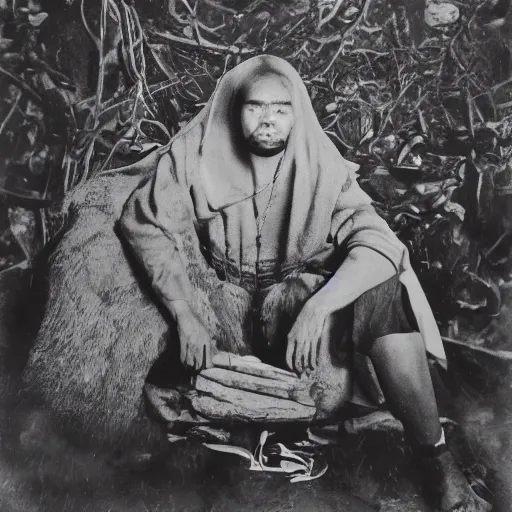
[{"left": 119, "top": 55, "right": 490, "bottom": 512}]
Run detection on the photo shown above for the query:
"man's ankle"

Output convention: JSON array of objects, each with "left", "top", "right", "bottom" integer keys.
[{"left": 406, "top": 425, "right": 448, "bottom": 458}]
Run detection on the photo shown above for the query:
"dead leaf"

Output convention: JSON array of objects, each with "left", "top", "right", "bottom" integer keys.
[
  {"left": 324, "top": 102, "right": 338, "bottom": 114},
  {"left": 203, "top": 443, "right": 254, "bottom": 461},
  {"left": 290, "top": 464, "right": 328, "bottom": 483},
  {"left": 443, "top": 201, "right": 465, "bottom": 222},
  {"left": 28, "top": 12, "right": 48, "bottom": 27},
  {"left": 397, "top": 135, "right": 425, "bottom": 166},
  {"left": 182, "top": 25, "right": 194, "bottom": 39},
  {"left": 280, "top": 460, "right": 307, "bottom": 473},
  {"left": 343, "top": 6, "right": 360, "bottom": 20},
  {"left": 0, "top": 38, "right": 14, "bottom": 52}
]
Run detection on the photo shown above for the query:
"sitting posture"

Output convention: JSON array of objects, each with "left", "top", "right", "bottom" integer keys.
[{"left": 118, "top": 55, "right": 490, "bottom": 511}]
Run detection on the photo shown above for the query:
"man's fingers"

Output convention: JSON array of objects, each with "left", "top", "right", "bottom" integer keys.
[
  {"left": 286, "top": 337, "right": 296, "bottom": 371},
  {"left": 191, "top": 345, "right": 198, "bottom": 370},
  {"left": 309, "top": 336, "right": 319, "bottom": 370},
  {"left": 314, "top": 334, "right": 322, "bottom": 369},
  {"left": 294, "top": 342, "right": 304, "bottom": 374},
  {"left": 180, "top": 338, "right": 187, "bottom": 365},
  {"left": 300, "top": 344, "right": 308, "bottom": 374},
  {"left": 186, "top": 343, "right": 195, "bottom": 368},
  {"left": 182, "top": 343, "right": 189, "bottom": 366}
]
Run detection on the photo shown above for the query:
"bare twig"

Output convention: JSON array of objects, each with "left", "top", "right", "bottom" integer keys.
[
  {"left": 317, "top": 0, "right": 346, "bottom": 31},
  {"left": 442, "top": 337, "right": 512, "bottom": 361},
  {"left": 168, "top": 0, "right": 188, "bottom": 23},
  {"left": 266, "top": 17, "right": 306, "bottom": 52},
  {"left": 287, "top": 41, "right": 310, "bottom": 60},
  {"left": 179, "top": 0, "right": 195, "bottom": 16},
  {"left": 202, "top": 0, "right": 237, "bottom": 14},
  {"left": 311, "top": 33, "right": 342, "bottom": 46},
  {"left": 376, "top": 80, "right": 416, "bottom": 137},
  {"left": 152, "top": 29, "right": 256, "bottom": 55},
  {"left": 448, "top": 26, "right": 466, "bottom": 72},
  {"left": 345, "top": 411, "right": 456, "bottom": 434},
  {"left": 0, "top": 91, "right": 22, "bottom": 137},
  {"left": 315, "top": 0, "right": 373, "bottom": 78},
  {"left": 39, "top": 209, "right": 48, "bottom": 247},
  {"left": 491, "top": 76, "right": 512, "bottom": 94},
  {"left": 0, "top": 65, "right": 42, "bottom": 103},
  {"left": 391, "top": 11, "right": 402, "bottom": 48},
  {"left": 497, "top": 100, "right": 512, "bottom": 110},
  {"left": 198, "top": 20, "right": 226, "bottom": 34},
  {"left": 92, "top": 0, "right": 108, "bottom": 124},
  {"left": 81, "top": 0, "right": 101, "bottom": 50},
  {"left": 351, "top": 48, "right": 389, "bottom": 57},
  {"left": 484, "top": 232, "right": 508, "bottom": 258}
]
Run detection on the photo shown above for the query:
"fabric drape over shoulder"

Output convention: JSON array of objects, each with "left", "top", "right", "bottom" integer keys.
[{"left": 120, "top": 54, "right": 447, "bottom": 365}]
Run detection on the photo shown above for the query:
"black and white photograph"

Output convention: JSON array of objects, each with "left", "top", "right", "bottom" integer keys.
[{"left": 0, "top": 0, "right": 511, "bottom": 510}]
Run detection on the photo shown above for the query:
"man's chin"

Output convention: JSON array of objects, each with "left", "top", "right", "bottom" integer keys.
[{"left": 246, "top": 140, "right": 286, "bottom": 157}]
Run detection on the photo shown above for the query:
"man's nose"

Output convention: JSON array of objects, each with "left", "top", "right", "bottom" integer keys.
[{"left": 259, "top": 110, "right": 276, "bottom": 125}]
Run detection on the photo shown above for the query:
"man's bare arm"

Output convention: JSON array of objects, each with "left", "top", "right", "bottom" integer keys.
[
  {"left": 309, "top": 246, "right": 396, "bottom": 314},
  {"left": 286, "top": 246, "right": 396, "bottom": 373}
]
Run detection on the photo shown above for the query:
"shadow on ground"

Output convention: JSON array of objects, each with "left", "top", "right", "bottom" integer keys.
[
  {"left": 0, "top": 414, "right": 421, "bottom": 512},
  {"left": 1, "top": 396, "right": 511, "bottom": 512}
]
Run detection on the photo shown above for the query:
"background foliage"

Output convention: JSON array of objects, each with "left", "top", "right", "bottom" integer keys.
[{"left": 1, "top": 0, "right": 512, "bottom": 349}]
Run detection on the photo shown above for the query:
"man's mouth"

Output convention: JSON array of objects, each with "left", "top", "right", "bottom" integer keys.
[
  {"left": 253, "top": 130, "right": 281, "bottom": 146},
  {"left": 245, "top": 133, "right": 287, "bottom": 156}
]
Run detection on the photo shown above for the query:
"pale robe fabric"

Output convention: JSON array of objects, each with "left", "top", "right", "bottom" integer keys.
[{"left": 120, "top": 55, "right": 446, "bottom": 366}]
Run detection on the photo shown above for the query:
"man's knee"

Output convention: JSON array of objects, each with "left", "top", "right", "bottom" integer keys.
[{"left": 354, "top": 273, "right": 418, "bottom": 352}]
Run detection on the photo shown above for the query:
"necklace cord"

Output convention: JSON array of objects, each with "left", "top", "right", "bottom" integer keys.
[{"left": 254, "top": 155, "right": 284, "bottom": 291}]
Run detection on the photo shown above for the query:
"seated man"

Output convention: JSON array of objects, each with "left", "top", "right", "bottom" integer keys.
[{"left": 119, "top": 55, "right": 490, "bottom": 512}]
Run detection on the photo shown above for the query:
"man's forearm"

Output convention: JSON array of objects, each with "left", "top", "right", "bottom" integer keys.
[
  {"left": 310, "top": 246, "right": 396, "bottom": 314},
  {"left": 164, "top": 298, "right": 193, "bottom": 323}
]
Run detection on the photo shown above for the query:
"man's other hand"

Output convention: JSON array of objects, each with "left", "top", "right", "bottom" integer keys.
[
  {"left": 171, "top": 302, "right": 214, "bottom": 371},
  {"left": 286, "top": 299, "right": 329, "bottom": 374}
]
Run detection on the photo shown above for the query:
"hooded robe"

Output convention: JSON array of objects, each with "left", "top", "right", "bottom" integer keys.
[{"left": 120, "top": 55, "right": 446, "bottom": 366}]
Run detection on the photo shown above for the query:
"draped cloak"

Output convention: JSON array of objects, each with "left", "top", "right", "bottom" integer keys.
[{"left": 120, "top": 54, "right": 447, "bottom": 367}]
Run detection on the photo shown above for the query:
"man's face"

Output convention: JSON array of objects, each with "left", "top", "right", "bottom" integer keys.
[{"left": 240, "top": 75, "right": 294, "bottom": 157}]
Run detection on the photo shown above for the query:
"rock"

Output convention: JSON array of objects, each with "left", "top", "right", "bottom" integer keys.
[{"left": 424, "top": 2, "right": 460, "bottom": 27}]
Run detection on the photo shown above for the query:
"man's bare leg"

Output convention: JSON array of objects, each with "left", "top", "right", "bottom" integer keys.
[
  {"left": 369, "top": 334, "right": 492, "bottom": 512},
  {"left": 370, "top": 333, "right": 442, "bottom": 445}
]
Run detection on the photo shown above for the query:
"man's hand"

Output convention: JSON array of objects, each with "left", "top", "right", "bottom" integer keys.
[
  {"left": 168, "top": 300, "right": 214, "bottom": 371},
  {"left": 286, "top": 299, "right": 330, "bottom": 374}
]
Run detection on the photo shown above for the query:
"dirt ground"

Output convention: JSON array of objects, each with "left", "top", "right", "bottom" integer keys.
[
  {"left": 0, "top": 413, "right": 510, "bottom": 512},
  {"left": 0, "top": 420, "right": 431, "bottom": 512},
  {"left": 0, "top": 361, "right": 511, "bottom": 512}
]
